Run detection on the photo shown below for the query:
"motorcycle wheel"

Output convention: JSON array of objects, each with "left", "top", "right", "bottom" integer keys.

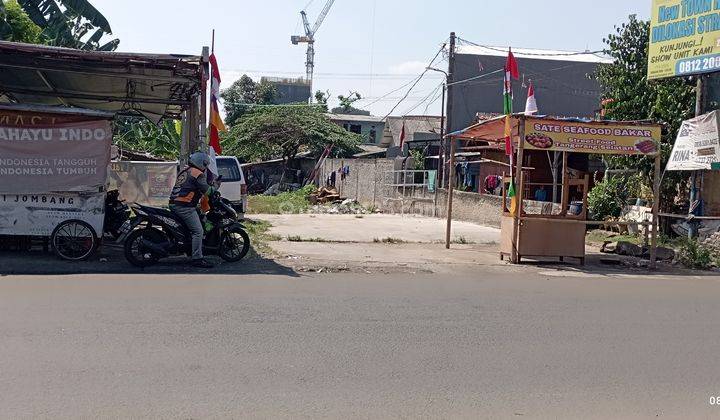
[
  {"left": 124, "top": 227, "right": 165, "bottom": 268},
  {"left": 218, "top": 225, "right": 250, "bottom": 262}
]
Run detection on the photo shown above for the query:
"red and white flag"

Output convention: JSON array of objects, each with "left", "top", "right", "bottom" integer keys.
[
  {"left": 207, "top": 51, "right": 226, "bottom": 176},
  {"left": 525, "top": 81, "right": 538, "bottom": 115},
  {"left": 399, "top": 121, "right": 406, "bottom": 148}
]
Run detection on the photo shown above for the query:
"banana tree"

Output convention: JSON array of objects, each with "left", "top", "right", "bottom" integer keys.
[{"left": 2, "top": 0, "right": 118, "bottom": 50}]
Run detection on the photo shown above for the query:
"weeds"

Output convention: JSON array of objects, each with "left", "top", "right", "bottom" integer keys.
[
  {"left": 247, "top": 185, "right": 316, "bottom": 214},
  {"left": 373, "top": 237, "right": 406, "bottom": 244},
  {"left": 286, "top": 236, "right": 330, "bottom": 243},
  {"left": 677, "top": 239, "right": 715, "bottom": 270}
]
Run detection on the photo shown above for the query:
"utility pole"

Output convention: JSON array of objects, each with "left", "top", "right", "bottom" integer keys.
[
  {"left": 444, "top": 32, "right": 456, "bottom": 249},
  {"left": 689, "top": 75, "right": 706, "bottom": 239},
  {"left": 445, "top": 32, "right": 456, "bottom": 188}
]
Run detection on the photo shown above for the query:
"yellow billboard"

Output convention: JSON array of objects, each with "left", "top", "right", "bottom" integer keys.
[
  {"left": 523, "top": 117, "right": 662, "bottom": 155},
  {"left": 648, "top": 0, "right": 720, "bottom": 80}
]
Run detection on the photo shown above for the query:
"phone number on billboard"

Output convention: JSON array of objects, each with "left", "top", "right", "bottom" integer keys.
[{"left": 677, "top": 55, "right": 720, "bottom": 75}]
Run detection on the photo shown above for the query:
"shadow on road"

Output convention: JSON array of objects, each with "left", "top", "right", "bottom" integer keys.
[{"left": 0, "top": 244, "right": 299, "bottom": 277}]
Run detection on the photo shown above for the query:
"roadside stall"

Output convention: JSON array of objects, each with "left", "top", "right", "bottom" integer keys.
[
  {"left": 447, "top": 114, "right": 663, "bottom": 266},
  {"left": 0, "top": 40, "right": 208, "bottom": 260},
  {"left": 0, "top": 104, "right": 113, "bottom": 260}
]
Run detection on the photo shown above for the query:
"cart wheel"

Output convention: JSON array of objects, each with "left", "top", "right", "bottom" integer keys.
[{"left": 51, "top": 220, "right": 97, "bottom": 261}]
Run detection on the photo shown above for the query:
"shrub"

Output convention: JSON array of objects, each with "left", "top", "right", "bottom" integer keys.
[
  {"left": 676, "top": 239, "right": 714, "bottom": 270},
  {"left": 588, "top": 177, "right": 631, "bottom": 220}
]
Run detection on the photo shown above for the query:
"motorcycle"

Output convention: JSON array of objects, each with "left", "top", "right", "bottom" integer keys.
[
  {"left": 104, "top": 190, "right": 131, "bottom": 239},
  {"left": 122, "top": 190, "right": 250, "bottom": 267}
]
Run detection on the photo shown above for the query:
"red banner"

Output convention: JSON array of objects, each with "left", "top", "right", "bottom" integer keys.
[{"left": 0, "top": 111, "right": 111, "bottom": 193}]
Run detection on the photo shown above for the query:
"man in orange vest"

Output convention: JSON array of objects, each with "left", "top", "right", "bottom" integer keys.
[{"left": 169, "top": 152, "right": 215, "bottom": 268}]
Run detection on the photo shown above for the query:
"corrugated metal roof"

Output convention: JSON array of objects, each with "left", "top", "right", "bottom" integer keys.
[
  {"left": 326, "top": 113, "right": 384, "bottom": 123},
  {"left": 0, "top": 41, "right": 202, "bottom": 122},
  {"left": 384, "top": 115, "right": 443, "bottom": 146}
]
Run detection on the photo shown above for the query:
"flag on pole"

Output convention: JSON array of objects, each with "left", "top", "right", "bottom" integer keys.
[
  {"left": 503, "top": 48, "right": 520, "bottom": 215},
  {"left": 525, "top": 81, "right": 538, "bottom": 115},
  {"left": 207, "top": 51, "right": 226, "bottom": 176},
  {"left": 399, "top": 120, "right": 406, "bottom": 148},
  {"left": 503, "top": 48, "right": 519, "bottom": 156}
]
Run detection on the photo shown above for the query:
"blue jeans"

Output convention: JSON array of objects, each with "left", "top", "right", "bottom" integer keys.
[{"left": 171, "top": 205, "right": 203, "bottom": 260}]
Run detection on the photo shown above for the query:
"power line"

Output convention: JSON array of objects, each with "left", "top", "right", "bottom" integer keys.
[
  {"left": 457, "top": 37, "right": 606, "bottom": 58},
  {"left": 382, "top": 43, "right": 447, "bottom": 120},
  {"left": 403, "top": 82, "right": 443, "bottom": 116}
]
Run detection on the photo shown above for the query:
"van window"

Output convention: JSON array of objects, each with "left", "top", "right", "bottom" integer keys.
[{"left": 216, "top": 158, "right": 243, "bottom": 182}]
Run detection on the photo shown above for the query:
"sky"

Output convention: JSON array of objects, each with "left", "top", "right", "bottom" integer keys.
[{"left": 92, "top": 0, "right": 651, "bottom": 117}]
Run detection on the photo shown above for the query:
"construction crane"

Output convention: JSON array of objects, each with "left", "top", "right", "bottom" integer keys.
[{"left": 291, "top": 0, "right": 335, "bottom": 95}]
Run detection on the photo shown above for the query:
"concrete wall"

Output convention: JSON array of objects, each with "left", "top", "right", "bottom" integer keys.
[
  {"left": 320, "top": 158, "right": 504, "bottom": 227},
  {"left": 321, "top": 158, "right": 394, "bottom": 210}
]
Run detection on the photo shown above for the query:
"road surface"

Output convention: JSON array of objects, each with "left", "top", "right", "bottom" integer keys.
[{"left": 1, "top": 270, "right": 719, "bottom": 418}]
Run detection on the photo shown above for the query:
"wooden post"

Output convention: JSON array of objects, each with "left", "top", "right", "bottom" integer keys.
[
  {"left": 199, "top": 46, "right": 210, "bottom": 152},
  {"left": 560, "top": 152, "right": 569, "bottom": 215},
  {"left": 511, "top": 116, "right": 525, "bottom": 263},
  {"left": 650, "top": 153, "right": 662, "bottom": 269},
  {"left": 445, "top": 138, "right": 456, "bottom": 249}
]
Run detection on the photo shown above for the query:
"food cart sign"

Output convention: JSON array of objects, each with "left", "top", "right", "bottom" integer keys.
[
  {"left": 667, "top": 110, "right": 720, "bottom": 170},
  {"left": 523, "top": 118, "right": 662, "bottom": 155},
  {"left": 648, "top": 0, "right": 720, "bottom": 80}
]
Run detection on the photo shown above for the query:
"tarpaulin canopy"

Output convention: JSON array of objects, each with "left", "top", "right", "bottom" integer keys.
[
  {"left": 0, "top": 41, "right": 203, "bottom": 123},
  {"left": 448, "top": 114, "right": 662, "bottom": 156}
]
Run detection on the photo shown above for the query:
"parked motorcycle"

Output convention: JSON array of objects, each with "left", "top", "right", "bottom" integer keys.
[
  {"left": 122, "top": 190, "right": 250, "bottom": 267},
  {"left": 104, "top": 190, "right": 131, "bottom": 239}
]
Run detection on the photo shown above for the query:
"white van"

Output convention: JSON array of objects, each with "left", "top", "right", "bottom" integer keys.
[{"left": 215, "top": 156, "right": 248, "bottom": 218}]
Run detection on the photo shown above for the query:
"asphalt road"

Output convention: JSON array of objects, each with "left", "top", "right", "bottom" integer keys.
[{"left": 1, "top": 271, "right": 720, "bottom": 419}]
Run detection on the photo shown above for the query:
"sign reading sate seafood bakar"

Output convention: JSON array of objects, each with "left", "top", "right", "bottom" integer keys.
[{"left": 523, "top": 118, "right": 662, "bottom": 155}]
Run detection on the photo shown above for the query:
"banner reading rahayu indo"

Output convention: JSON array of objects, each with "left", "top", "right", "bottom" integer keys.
[
  {"left": 0, "top": 110, "right": 111, "bottom": 193},
  {"left": 523, "top": 117, "right": 662, "bottom": 155},
  {"left": 649, "top": 0, "right": 720, "bottom": 80}
]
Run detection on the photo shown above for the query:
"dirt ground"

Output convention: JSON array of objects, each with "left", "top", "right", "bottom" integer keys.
[{"left": 255, "top": 213, "right": 699, "bottom": 278}]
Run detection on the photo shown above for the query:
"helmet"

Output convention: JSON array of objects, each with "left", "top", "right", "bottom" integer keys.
[{"left": 189, "top": 152, "right": 210, "bottom": 171}]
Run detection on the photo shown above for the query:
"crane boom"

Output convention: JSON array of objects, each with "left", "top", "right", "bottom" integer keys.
[
  {"left": 290, "top": 0, "right": 336, "bottom": 101},
  {"left": 311, "top": 0, "right": 335, "bottom": 36}
]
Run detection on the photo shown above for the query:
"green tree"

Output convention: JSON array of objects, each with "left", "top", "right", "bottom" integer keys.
[
  {"left": 223, "top": 105, "right": 361, "bottom": 164},
  {"left": 314, "top": 89, "right": 330, "bottom": 112},
  {"left": 336, "top": 91, "right": 362, "bottom": 113},
  {"left": 0, "top": 0, "right": 118, "bottom": 50},
  {"left": 594, "top": 14, "right": 695, "bottom": 208},
  {"left": 220, "top": 75, "right": 278, "bottom": 127},
  {"left": 1, "top": 0, "right": 41, "bottom": 42},
  {"left": 113, "top": 117, "right": 181, "bottom": 160}
]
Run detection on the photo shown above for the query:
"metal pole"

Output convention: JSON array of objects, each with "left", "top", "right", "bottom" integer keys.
[
  {"left": 445, "top": 138, "right": 457, "bottom": 249},
  {"left": 439, "top": 84, "right": 446, "bottom": 189}
]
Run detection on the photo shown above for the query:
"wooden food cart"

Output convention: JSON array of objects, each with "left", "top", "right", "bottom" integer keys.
[{"left": 447, "top": 114, "right": 663, "bottom": 266}]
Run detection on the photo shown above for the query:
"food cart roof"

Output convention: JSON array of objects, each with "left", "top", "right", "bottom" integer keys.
[
  {"left": 448, "top": 114, "right": 658, "bottom": 142},
  {"left": 0, "top": 41, "right": 202, "bottom": 122}
]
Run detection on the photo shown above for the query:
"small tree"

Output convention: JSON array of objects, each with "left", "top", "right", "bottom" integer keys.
[
  {"left": 221, "top": 75, "right": 278, "bottom": 127},
  {"left": 594, "top": 14, "right": 696, "bottom": 210},
  {"left": 224, "top": 105, "right": 362, "bottom": 164}
]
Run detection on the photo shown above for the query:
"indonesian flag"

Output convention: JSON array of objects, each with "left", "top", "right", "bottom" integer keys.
[
  {"left": 503, "top": 48, "right": 519, "bottom": 156},
  {"left": 399, "top": 121, "right": 406, "bottom": 148},
  {"left": 525, "top": 81, "right": 538, "bottom": 115},
  {"left": 503, "top": 48, "right": 520, "bottom": 215},
  {"left": 207, "top": 52, "right": 226, "bottom": 176}
]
